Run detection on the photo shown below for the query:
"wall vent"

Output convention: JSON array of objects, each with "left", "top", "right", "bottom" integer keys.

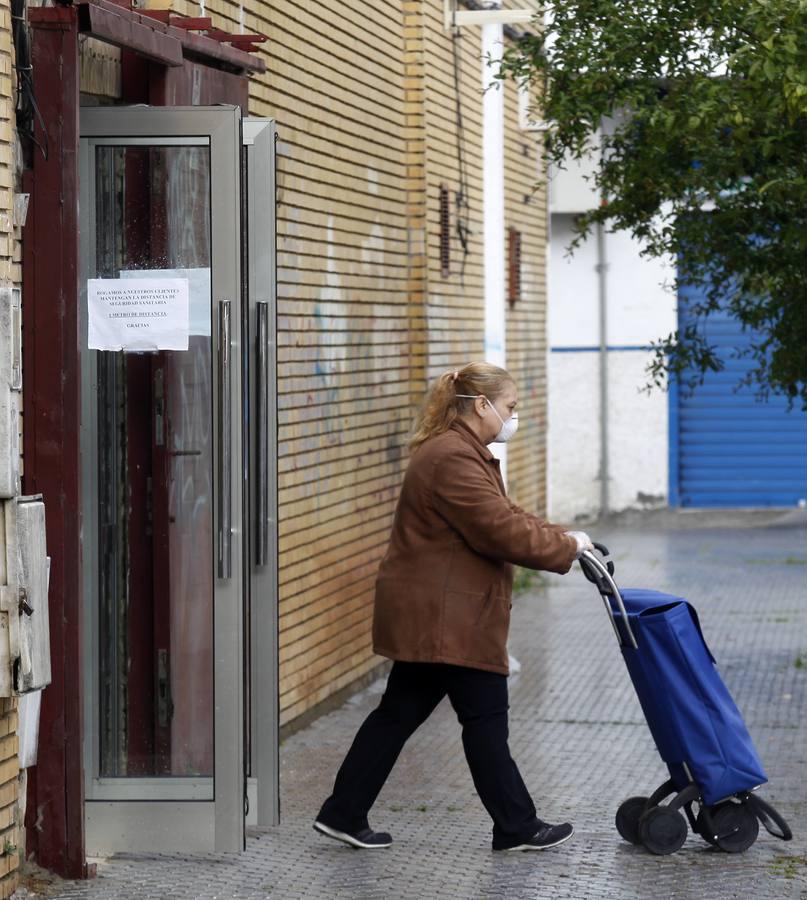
[
  {"left": 508, "top": 227, "right": 522, "bottom": 305},
  {"left": 439, "top": 184, "right": 450, "bottom": 278}
]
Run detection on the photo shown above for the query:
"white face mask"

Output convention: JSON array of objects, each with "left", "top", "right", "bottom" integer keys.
[
  {"left": 457, "top": 394, "right": 519, "bottom": 443},
  {"left": 486, "top": 398, "right": 519, "bottom": 443}
]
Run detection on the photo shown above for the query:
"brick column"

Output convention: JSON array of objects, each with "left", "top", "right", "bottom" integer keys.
[
  {"left": 403, "top": 2, "right": 428, "bottom": 419},
  {"left": 0, "top": 699, "right": 18, "bottom": 899}
]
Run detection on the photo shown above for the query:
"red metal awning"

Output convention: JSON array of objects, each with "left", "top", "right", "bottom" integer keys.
[{"left": 74, "top": 0, "right": 266, "bottom": 73}]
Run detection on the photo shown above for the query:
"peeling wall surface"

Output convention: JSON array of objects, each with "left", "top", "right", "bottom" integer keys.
[{"left": 548, "top": 213, "right": 675, "bottom": 522}]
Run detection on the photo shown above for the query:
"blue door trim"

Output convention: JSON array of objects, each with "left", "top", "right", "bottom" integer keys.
[{"left": 550, "top": 344, "right": 651, "bottom": 353}]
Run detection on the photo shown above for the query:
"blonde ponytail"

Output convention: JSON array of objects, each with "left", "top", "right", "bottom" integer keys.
[{"left": 409, "top": 362, "right": 514, "bottom": 452}]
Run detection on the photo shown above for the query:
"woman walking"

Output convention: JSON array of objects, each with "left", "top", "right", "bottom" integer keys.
[{"left": 314, "top": 363, "right": 593, "bottom": 852}]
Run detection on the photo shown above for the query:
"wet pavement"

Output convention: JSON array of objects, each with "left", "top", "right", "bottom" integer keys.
[{"left": 19, "top": 510, "right": 807, "bottom": 899}]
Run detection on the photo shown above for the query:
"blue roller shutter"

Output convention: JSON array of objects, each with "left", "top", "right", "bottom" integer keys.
[{"left": 673, "top": 282, "right": 807, "bottom": 507}]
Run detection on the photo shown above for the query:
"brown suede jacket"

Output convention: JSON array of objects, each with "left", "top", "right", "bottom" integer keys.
[{"left": 372, "top": 419, "right": 578, "bottom": 675}]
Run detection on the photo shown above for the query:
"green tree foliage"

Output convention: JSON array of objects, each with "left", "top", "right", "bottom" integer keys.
[{"left": 499, "top": 0, "right": 807, "bottom": 404}]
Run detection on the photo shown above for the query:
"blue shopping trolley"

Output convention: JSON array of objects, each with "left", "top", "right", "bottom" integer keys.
[{"left": 579, "top": 544, "right": 793, "bottom": 855}]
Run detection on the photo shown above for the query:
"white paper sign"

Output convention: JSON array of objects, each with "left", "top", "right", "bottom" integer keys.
[
  {"left": 121, "top": 267, "right": 211, "bottom": 337},
  {"left": 88, "top": 278, "right": 190, "bottom": 351}
]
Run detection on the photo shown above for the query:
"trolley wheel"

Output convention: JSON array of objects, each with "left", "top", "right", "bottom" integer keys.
[
  {"left": 713, "top": 803, "right": 759, "bottom": 854},
  {"left": 615, "top": 796, "right": 650, "bottom": 845},
  {"left": 694, "top": 810, "right": 717, "bottom": 846},
  {"left": 638, "top": 806, "right": 688, "bottom": 856}
]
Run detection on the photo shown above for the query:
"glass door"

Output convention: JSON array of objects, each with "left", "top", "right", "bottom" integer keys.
[{"left": 79, "top": 106, "right": 245, "bottom": 853}]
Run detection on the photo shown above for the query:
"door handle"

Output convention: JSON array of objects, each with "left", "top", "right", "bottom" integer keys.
[
  {"left": 217, "top": 300, "right": 232, "bottom": 579},
  {"left": 256, "top": 300, "right": 269, "bottom": 567}
]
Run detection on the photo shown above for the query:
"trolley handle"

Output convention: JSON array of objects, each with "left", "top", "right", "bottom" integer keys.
[
  {"left": 580, "top": 541, "right": 615, "bottom": 583},
  {"left": 579, "top": 546, "right": 639, "bottom": 650}
]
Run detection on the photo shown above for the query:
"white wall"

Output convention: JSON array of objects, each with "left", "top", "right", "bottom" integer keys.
[
  {"left": 547, "top": 350, "right": 601, "bottom": 521},
  {"left": 547, "top": 214, "right": 675, "bottom": 522},
  {"left": 548, "top": 140, "right": 600, "bottom": 216}
]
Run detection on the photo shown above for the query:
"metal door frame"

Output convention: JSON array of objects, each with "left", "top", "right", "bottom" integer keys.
[
  {"left": 242, "top": 118, "right": 279, "bottom": 827},
  {"left": 78, "top": 106, "right": 244, "bottom": 853}
]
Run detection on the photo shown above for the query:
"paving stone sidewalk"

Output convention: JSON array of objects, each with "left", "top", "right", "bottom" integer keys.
[{"left": 21, "top": 510, "right": 807, "bottom": 899}]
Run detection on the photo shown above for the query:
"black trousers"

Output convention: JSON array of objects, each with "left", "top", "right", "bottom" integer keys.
[{"left": 317, "top": 661, "right": 542, "bottom": 849}]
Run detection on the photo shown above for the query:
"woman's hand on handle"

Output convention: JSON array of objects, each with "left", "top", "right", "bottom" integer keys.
[{"left": 564, "top": 531, "right": 594, "bottom": 560}]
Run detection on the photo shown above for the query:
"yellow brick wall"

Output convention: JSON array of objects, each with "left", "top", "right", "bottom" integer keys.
[
  {"left": 231, "top": 0, "right": 551, "bottom": 722},
  {"left": 418, "top": 0, "right": 549, "bottom": 515},
  {"left": 402, "top": 2, "right": 428, "bottom": 413},
  {"left": 0, "top": 701, "right": 18, "bottom": 899},
  {"left": 0, "top": 9, "right": 18, "bottom": 288},
  {"left": 421, "top": 0, "right": 485, "bottom": 374},
  {"left": 78, "top": 38, "right": 122, "bottom": 99},
  {"left": 0, "top": 2, "right": 20, "bottom": 892},
  {"left": 502, "top": 3, "right": 549, "bottom": 516}
]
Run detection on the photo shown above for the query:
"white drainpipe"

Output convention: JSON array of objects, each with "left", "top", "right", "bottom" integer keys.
[
  {"left": 596, "top": 220, "right": 610, "bottom": 515},
  {"left": 481, "top": 20, "right": 507, "bottom": 482}
]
